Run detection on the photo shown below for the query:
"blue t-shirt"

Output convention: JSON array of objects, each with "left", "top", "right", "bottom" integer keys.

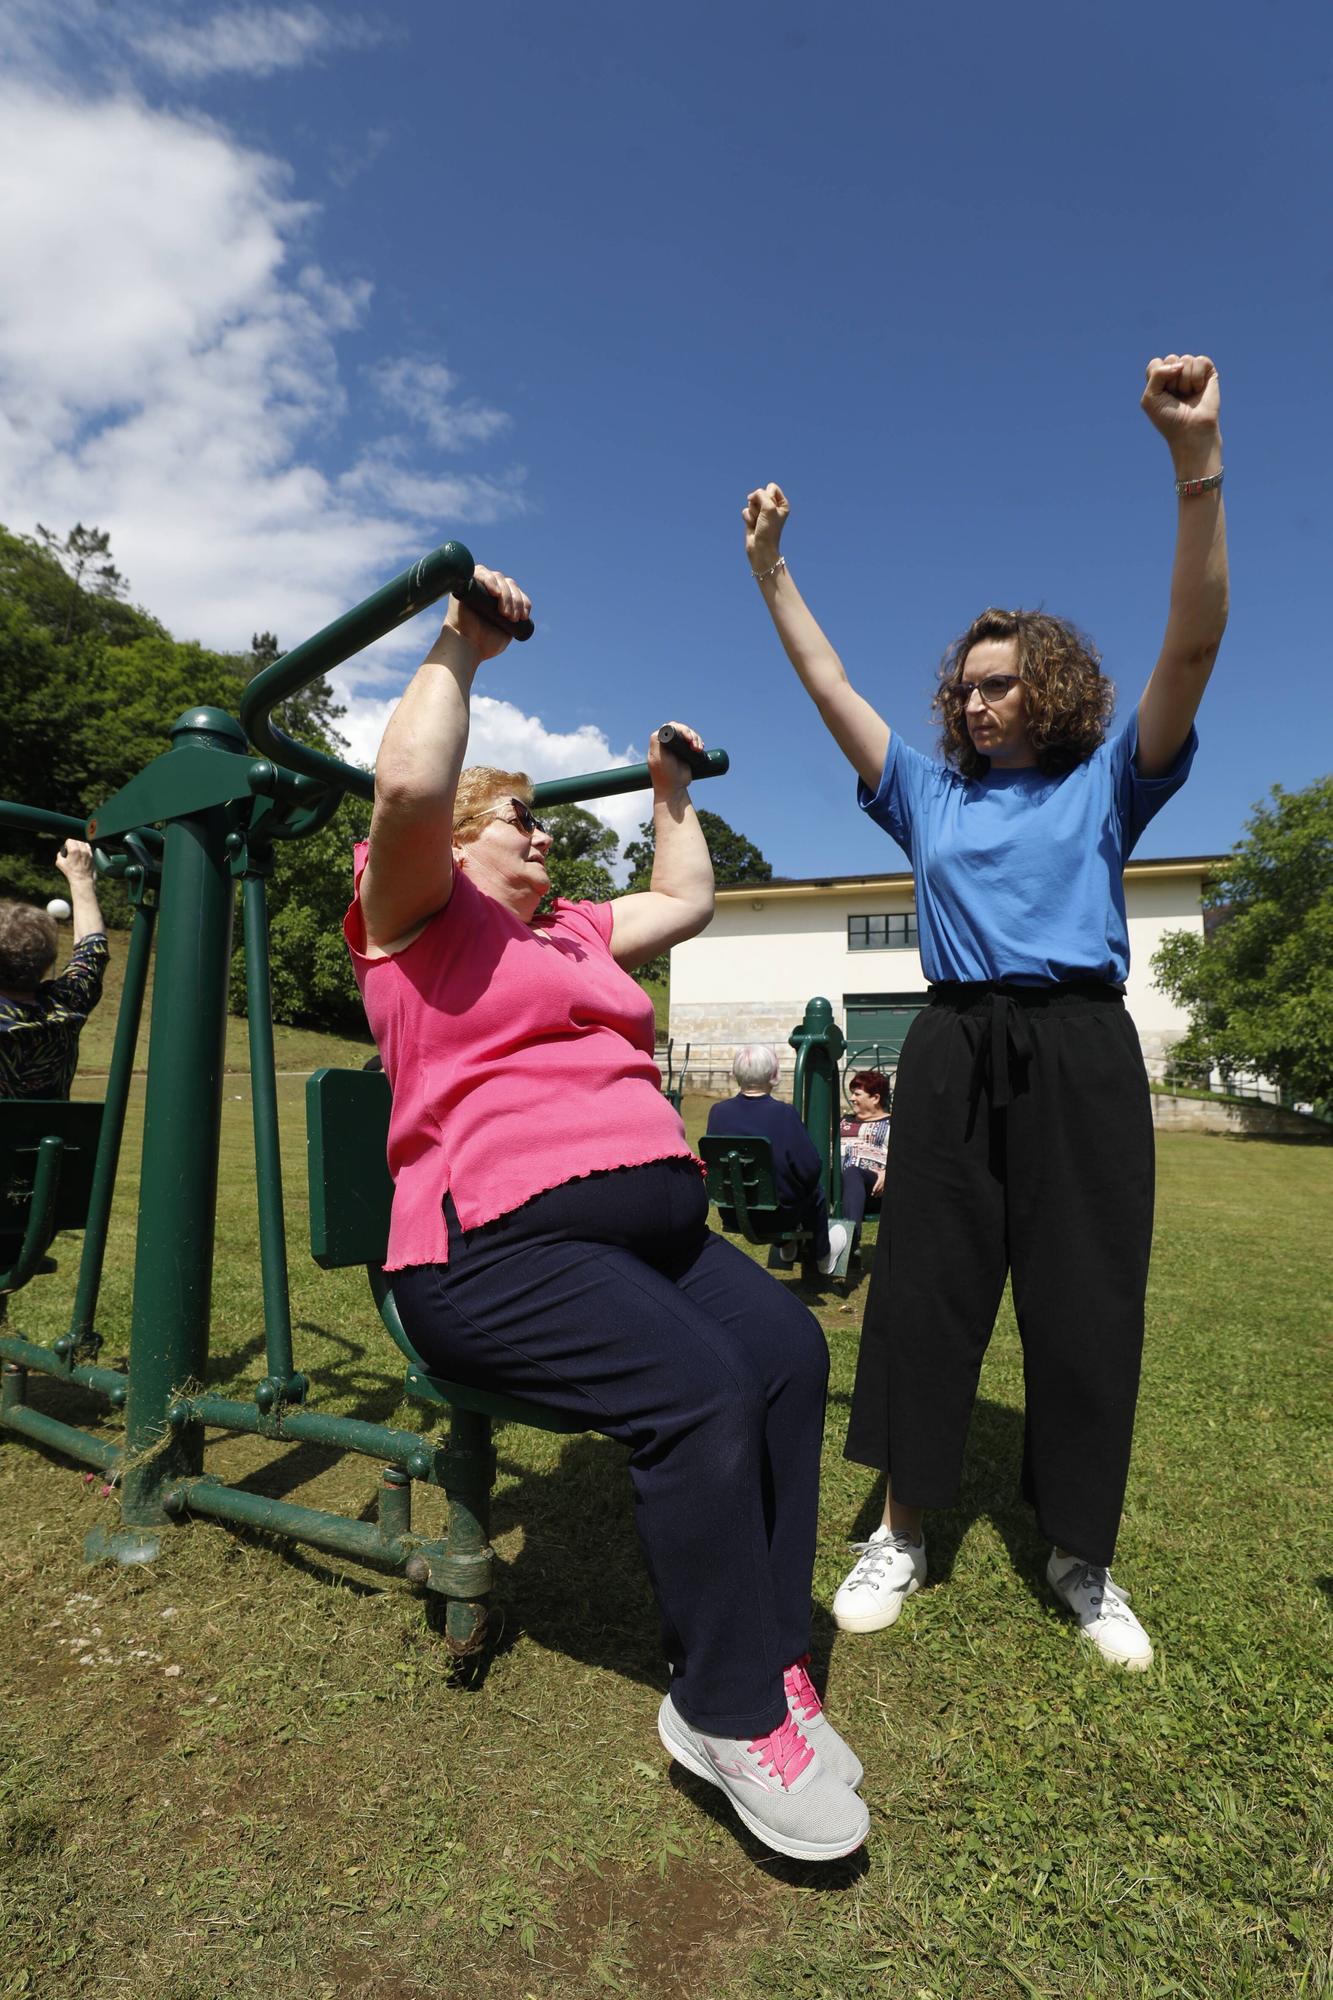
[{"left": 857, "top": 716, "right": 1196, "bottom": 986}]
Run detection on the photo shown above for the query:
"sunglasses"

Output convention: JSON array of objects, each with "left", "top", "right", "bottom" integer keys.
[
  {"left": 940, "top": 674, "right": 1025, "bottom": 711},
  {"left": 456, "top": 796, "right": 548, "bottom": 837}
]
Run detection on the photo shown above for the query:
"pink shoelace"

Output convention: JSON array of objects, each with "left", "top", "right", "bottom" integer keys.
[
  {"left": 782, "top": 1653, "right": 823, "bottom": 1725},
  {"left": 748, "top": 1710, "right": 814, "bottom": 1787}
]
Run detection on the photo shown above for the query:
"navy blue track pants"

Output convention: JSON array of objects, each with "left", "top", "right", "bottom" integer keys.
[{"left": 391, "top": 1158, "right": 829, "bottom": 1739}]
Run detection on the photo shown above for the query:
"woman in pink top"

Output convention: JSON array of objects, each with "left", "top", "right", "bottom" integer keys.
[{"left": 346, "top": 569, "right": 868, "bottom": 1865}]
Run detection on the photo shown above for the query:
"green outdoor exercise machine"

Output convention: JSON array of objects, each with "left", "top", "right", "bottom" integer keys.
[
  {"left": 697, "top": 997, "right": 854, "bottom": 1281},
  {"left": 0, "top": 540, "right": 728, "bottom": 1654}
]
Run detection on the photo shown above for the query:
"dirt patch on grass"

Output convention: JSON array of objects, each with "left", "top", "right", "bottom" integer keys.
[{"left": 542, "top": 1856, "right": 775, "bottom": 1996}]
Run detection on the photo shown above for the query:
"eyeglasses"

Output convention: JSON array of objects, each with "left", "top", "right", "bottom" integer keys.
[
  {"left": 941, "top": 674, "right": 1024, "bottom": 711},
  {"left": 456, "top": 796, "right": 548, "bottom": 836}
]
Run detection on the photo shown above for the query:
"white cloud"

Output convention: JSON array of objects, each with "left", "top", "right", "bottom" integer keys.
[
  {"left": 370, "top": 357, "right": 511, "bottom": 453},
  {"left": 0, "top": 80, "right": 516, "bottom": 649},
  {"left": 336, "top": 691, "right": 651, "bottom": 858},
  {"left": 0, "top": 72, "right": 642, "bottom": 854},
  {"left": 132, "top": 6, "right": 378, "bottom": 82}
]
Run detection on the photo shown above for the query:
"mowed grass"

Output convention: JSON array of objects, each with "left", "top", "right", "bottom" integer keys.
[{"left": 1, "top": 1049, "right": 1330, "bottom": 1999}]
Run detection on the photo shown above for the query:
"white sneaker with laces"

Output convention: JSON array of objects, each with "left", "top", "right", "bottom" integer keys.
[
  {"left": 817, "top": 1222, "right": 850, "bottom": 1276},
  {"left": 1046, "top": 1551, "right": 1153, "bottom": 1671},
  {"left": 831, "top": 1525, "right": 926, "bottom": 1633}
]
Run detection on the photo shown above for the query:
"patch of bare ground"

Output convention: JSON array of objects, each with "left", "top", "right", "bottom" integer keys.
[{"left": 534, "top": 1855, "right": 777, "bottom": 1998}]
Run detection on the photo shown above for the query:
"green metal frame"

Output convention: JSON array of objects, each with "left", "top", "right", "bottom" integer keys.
[{"left": 0, "top": 535, "right": 730, "bottom": 1649}]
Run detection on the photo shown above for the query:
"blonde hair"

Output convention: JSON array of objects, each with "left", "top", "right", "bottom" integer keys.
[
  {"left": 452, "top": 767, "right": 534, "bottom": 844},
  {"left": 0, "top": 902, "right": 59, "bottom": 991}
]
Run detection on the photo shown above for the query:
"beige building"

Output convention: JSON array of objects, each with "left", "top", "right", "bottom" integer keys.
[{"left": 669, "top": 857, "right": 1218, "bottom": 1090}]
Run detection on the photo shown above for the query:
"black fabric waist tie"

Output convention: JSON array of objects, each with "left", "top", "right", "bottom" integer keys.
[{"left": 928, "top": 979, "right": 1125, "bottom": 1114}]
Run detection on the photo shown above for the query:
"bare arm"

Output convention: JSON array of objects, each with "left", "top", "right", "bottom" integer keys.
[
  {"left": 743, "top": 484, "right": 891, "bottom": 792},
  {"left": 359, "top": 567, "right": 530, "bottom": 952},
  {"left": 1136, "top": 355, "right": 1229, "bottom": 778},
  {"left": 55, "top": 841, "right": 105, "bottom": 944},
  {"left": 609, "top": 725, "right": 715, "bottom": 971}
]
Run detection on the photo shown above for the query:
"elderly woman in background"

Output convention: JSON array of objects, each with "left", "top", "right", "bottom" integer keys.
[
  {"left": 0, "top": 842, "right": 108, "bottom": 1101},
  {"left": 838, "top": 1070, "right": 891, "bottom": 1231},
  {"left": 343, "top": 570, "right": 869, "bottom": 1864},
  {"left": 706, "top": 1044, "right": 850, "bottom": 1275}
]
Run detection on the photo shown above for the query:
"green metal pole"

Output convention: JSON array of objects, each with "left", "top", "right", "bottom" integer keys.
[
  {"left": 240, "top": 870, "right": 304, "bottom": 1403},
  {"left": 66, "top": 888, "right": 157, "bottom": 1346},
  {"left": 110, "top": 709, "right": 244, "bottom": 1552}
]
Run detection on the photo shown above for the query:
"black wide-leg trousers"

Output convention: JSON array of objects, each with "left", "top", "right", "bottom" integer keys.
[
  {"left": 392, "top": 1159, "right": 829, "bottom": 1740},
  {"left": 844, "top": 984, "right": 1155, "bottom": 1566}
]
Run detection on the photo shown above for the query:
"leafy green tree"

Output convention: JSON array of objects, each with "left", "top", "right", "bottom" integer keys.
[
  {"left": 541, "top": 802, "right": 619, "bottom": 905},
  {"left": 35, "top": 522, "right": 128, "bottom": 641},
  {"left": 229, "top": 793, "right": 374, "bottom": 1036},
  {"left": 622, "top": 807, "right": 772, "bottom": 980},
  {"left": 248, "top": 632, "right": 349, "bottom": 755},
  {"left": 623, "top": 808, "right": 772, "bottom": 893},
  {"left": 1152, "top": 777, "right": 1333, "bottom": 1110}
]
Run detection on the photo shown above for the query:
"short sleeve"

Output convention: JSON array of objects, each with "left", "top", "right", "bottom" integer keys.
[
  {"left": 1111, "top": 714, "right": 1198, "bottom": 854},
  {"left": 545, "top": 898, "right": 615, "bottom": 949},
  {"left": 857, "top": 734, "right": 952, "bottom": 862}
]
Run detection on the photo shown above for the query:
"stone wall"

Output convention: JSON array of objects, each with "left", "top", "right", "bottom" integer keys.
[{"left": 1149, "top": 1093, "right": 1331, "bottom": 1140}]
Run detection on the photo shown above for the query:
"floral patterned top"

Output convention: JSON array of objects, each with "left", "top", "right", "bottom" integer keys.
[{"left": 0, "top": 934, "right": 109, "bottom": 1101}]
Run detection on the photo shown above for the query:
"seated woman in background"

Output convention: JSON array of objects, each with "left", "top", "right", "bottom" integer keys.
[
  {"left": 706, "top": 1044, "right": 849, "bottom": 1275},
  {"left": 343, "top": 569, "right": 869, "bottom": 1865},
  {"left": 0, "top": 842, "right": 108, "bottom": 1101},
  {"left": 838, "top": 1069, "right": 890, "bottom": 1230}
]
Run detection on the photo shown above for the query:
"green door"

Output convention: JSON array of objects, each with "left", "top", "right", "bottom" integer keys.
[{"left": 842, "top": 994, "right": 924, "bottom": 1074}]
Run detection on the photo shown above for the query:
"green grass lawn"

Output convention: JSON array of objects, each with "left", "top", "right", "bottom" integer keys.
[{"left": 1, "top": 1063, "right": 1330, "bottom": 1999}]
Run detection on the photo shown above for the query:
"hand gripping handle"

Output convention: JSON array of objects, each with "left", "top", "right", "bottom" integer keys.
[
  {"left": 452, "top": 576, "right": 535, "bottom": 642},
  {"left": 656, "top": 724, "right": 713, "bottom": 779}
]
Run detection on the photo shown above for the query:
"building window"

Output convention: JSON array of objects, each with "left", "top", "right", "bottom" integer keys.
[{"left": 848, "top": 912, "right": 918, "bottom": 951}]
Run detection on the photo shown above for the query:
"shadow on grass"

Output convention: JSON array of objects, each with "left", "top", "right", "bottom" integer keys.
[{"left": 842, "top": 1395, "right": 1050, "bottom": 1606}]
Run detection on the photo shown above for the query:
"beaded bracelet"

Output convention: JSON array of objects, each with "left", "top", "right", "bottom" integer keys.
[
  {"left": 1175, "top": 469, "right": 1224, "bottom": 498},
  {"left": 752, "top": 555, "right": 788, "bottom": 582}
]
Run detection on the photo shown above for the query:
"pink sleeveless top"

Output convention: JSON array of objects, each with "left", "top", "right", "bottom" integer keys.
[{"left": 344, "top": 845, "right": 697, "bottom": 1269}]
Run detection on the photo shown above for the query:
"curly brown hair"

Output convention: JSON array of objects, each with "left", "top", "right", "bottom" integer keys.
[
  {"left": 0, "top": 902, "right": 59, "bottom": 992},
  {"left": 932, "top": 608, "right": 1115, "bottom": 779}
]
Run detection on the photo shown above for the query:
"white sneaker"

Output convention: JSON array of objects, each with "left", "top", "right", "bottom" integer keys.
[
  {"left": 1046, "top": 1551, "right": 1153, "bottom": 1671},
  {"left": 777, "top": 1242, "right": 798, "bottom": 1265},
  {"left": 831, "top": 1526, "right": 926, "bottom": 1633},
  {"left": 817, "top": 1222, "right": 850, "bottom": 1276}
]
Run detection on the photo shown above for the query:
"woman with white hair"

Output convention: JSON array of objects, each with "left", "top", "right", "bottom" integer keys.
[{"left": 706, "top": 1043, "right": 849, "bottom": 1276}]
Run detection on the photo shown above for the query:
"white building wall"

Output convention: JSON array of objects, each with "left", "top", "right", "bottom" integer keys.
[{"left": 668, "top": 866, "right": 1209, "bottom": 1082}]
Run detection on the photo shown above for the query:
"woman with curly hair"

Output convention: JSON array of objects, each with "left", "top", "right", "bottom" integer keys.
[{"left": 743, "top": 356, "right": 1229, "bottom": 1672}]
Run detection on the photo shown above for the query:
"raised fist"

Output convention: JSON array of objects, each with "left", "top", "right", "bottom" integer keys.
[
  {"left": 743, "top": 484, "right": 790, "bottom": 578},
  {"left": 1141, "top": 354, "right": 1220, "bottom": 454}
]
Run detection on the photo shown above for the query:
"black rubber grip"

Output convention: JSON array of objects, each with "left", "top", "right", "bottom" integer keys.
[
  {"left": 657, "top": 724, "right": 711, "bottom": 778},
  {"left": 453, "top": 576, "right": 534, "bottom": 641}
]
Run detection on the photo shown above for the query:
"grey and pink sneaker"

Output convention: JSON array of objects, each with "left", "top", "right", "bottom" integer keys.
[
  {"left": 783, "top": 1655, "right": 865, "bottom": 1790},
  {"left": 657, "top": 1693, "right": 869, "bottom": 1862}
]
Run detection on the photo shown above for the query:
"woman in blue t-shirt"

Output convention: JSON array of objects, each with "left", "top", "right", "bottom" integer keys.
[{"left": 743, "top": 355, "right": 1228, "bottom": 1672}]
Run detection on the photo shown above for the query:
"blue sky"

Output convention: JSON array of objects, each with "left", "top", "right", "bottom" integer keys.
[{"left": 1, "top": 0, "right": 1329, "bottom": 875}]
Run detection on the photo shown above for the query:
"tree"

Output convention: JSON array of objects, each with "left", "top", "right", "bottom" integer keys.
[
  {"left": 229, "top": 792, "right": 374, "bottom": 1036},
  {"left": 248, "top": 633, "right": 349, "bottom": 756},
  {"left": 541, "top": 803, "right": 619, "bottom": 905},
  {"left": 623, "top": 808, "right": 772, "bottom": 893},
  {"left": 1151, "top": 777, "right": 1333, "bottom": 1110},
  {"left": 35, "top": 522, "right": 128, "bottom": 641},
  {"left": 623, "top": 808, "right": 772, "bottom": 980}
]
